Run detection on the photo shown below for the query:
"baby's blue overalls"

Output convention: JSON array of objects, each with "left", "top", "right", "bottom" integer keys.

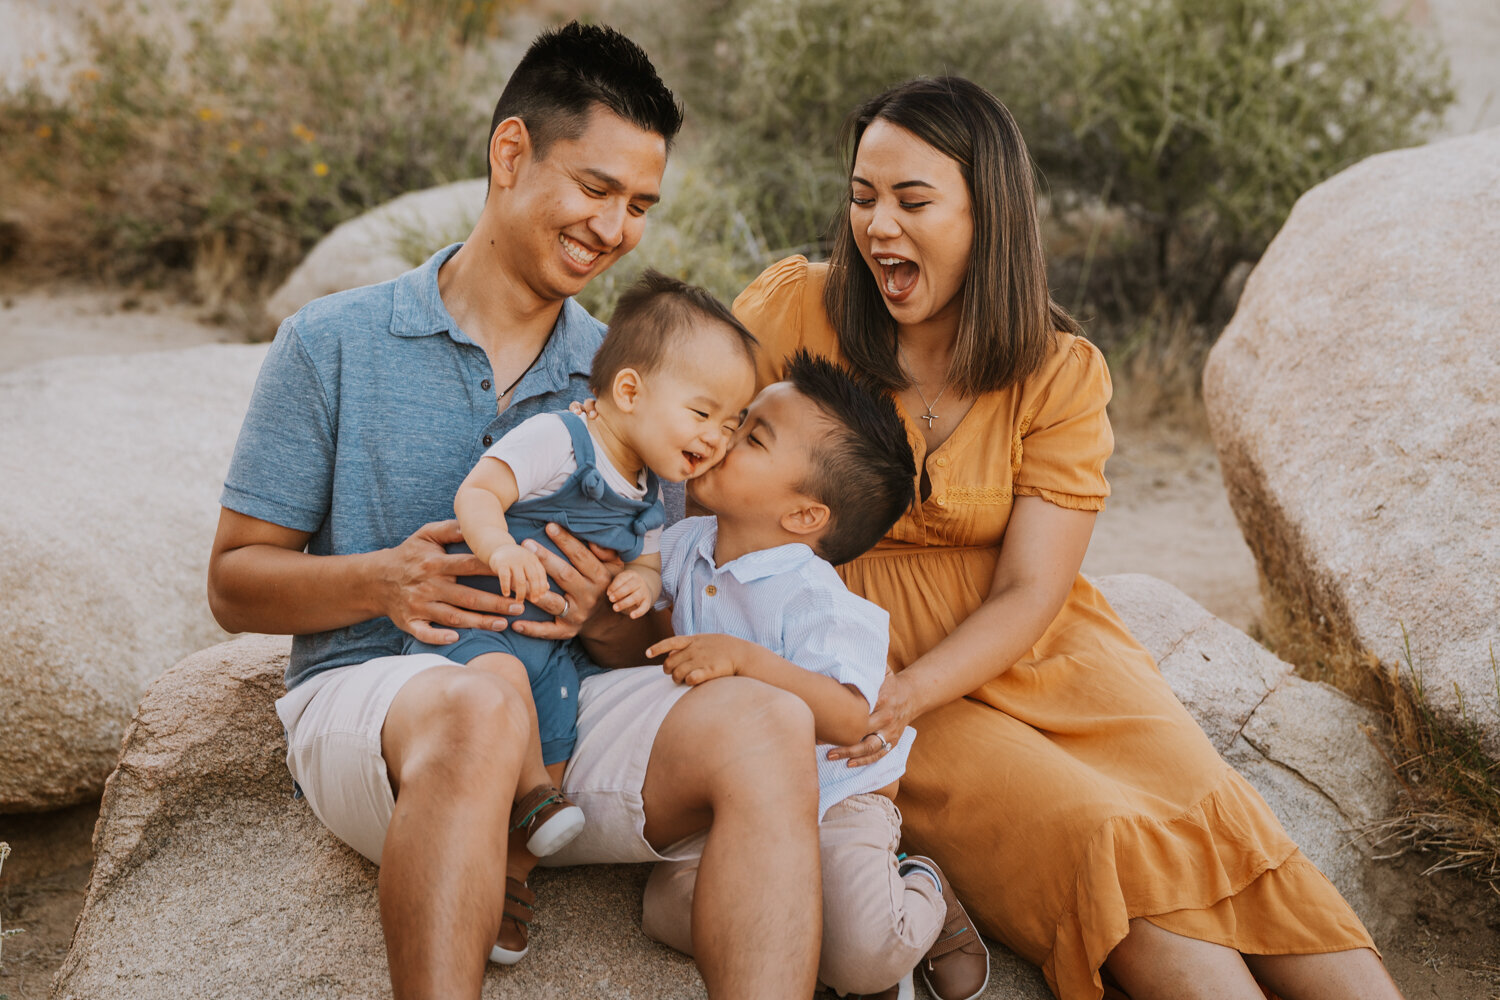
[{"left": 403, "top": 411, "right": 665, "bottom": 764}]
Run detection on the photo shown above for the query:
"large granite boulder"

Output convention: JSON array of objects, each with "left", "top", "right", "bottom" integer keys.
[
  {"left": 262, "top": 178, "right": 486, "bottom": 332},
  {"left": 53, "top": 575, "right": 1400, "bottom": 998},
  {"left": 0, "top": 344, "right": 268, "bottom": 811},
  {"left": 1203, "top": 126, "right": 1500, "bottom": 755}
]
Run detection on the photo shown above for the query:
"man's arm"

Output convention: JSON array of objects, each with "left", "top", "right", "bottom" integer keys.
[{"left": 207, "top": 508, "right": 523, "bottom": 644}]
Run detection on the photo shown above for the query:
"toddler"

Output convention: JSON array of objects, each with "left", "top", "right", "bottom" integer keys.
[
  {"left": 403, "top": 271, "right": 757, "bottom": 961},
  {"left": 637, "top": 352, "right": 991, "bottom": 1000}
]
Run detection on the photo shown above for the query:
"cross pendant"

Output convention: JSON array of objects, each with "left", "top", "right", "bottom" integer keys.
[{"left": 920, "top": 410, "right": 938, "bottom": 428}]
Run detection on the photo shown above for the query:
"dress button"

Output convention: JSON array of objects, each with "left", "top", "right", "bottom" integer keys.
[
  {"left": 705, "top": 584, "right": 717, "bottom": 597},
  {"left": 936, "top": 457, "right": 948, "bottom": 468},
  {"left": 935, "top": 495, "right": 946, "bottom": 507},
  {"left": 482, "top": 434, "right": 493, "bottom": 447},
  {"left": 481, "top": 379, "right": 491, "bottom": 391}
]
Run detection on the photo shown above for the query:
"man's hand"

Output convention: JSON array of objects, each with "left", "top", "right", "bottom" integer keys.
[
  {"left": 647, "top": 633, "right": 760, "bottom": 687},
  {"left": 508, "top": 522, "right": 624, "bottom": 641},
  {"left": 381, "top": 520, "right": 524, "bottom": 645}
]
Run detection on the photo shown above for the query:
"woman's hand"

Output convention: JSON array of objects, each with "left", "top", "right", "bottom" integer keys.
[
  {"left": 507, "top": 523, "right": 623, "bottom": 640},
  {"left": 827, "top": 670, "right": 920, "bottom": 768}
]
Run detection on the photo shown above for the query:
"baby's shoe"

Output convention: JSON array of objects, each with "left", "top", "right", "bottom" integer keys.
[
  {"left": 899, "top": 856, "right": 990, "bottom": 1000},
  {"left": 489, "top": 875, "right": 533, "bottom": 965},
  {"left": 511, "top": 783, "right": 585, "bottom": 857}
]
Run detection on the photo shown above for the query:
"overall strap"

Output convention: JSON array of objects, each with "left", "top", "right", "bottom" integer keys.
[{"left": 557, "top": 410, "right": 597, "bottom": 469}]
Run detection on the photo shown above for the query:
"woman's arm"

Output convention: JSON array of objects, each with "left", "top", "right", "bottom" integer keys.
[{"left": 829, "top": 495, "right": 1095, "bottom": 764}]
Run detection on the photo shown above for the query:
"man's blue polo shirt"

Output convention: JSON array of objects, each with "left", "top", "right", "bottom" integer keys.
[{"left": 222, "top": 243, "right": 651, "bottom": 689}]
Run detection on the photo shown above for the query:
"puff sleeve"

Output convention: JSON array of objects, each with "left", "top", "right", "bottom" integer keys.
[
  {"left": 732, "top": 255, "right": 811, "bottom": 389},
  {"left": 1011, "top": 336, "right": 1114, "bottom": 511}
]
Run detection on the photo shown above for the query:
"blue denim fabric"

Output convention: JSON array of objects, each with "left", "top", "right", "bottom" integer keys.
[{"left": 403, "top": 411, "right": 666, "bottom": 763}]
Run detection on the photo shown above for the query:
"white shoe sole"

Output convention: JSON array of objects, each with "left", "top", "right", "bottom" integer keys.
[
  {"left": 896, "top": 971, "right": 915, "bottom": 1000},
  {"left": 525, "top": 803, "right": 585, "bottom": 857},
  {"left": 489, "top": 941, "right": 528, "bottom": 965}
]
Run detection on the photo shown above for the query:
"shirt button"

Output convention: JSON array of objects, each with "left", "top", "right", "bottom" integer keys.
[
  {"left": 482, "top": 434, "right": 493, "bottom": 447},
  {"left": 705, "top": 584, "right": 717, "bottom": 597},
  {"left": 936, "top": 457, "right": 949, "bottom": 468},
  {"left": 481, "top": 379, "right": 491, "bottom": 391},
  {"left": 935, "top": 495, "right": 946, "bottom": 507}
]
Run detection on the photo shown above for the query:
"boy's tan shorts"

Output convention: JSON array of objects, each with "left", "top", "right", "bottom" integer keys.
[{"left": 276, "top": 657, "right": 696, "bottom": 867}]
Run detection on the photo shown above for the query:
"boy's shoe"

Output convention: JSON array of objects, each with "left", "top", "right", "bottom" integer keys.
[
  {"left": 511, "top": 783, "right": 585, "bottom": 857},
  {"left": 899, "top": 856, "right": 990, "bottom": 1000},
  {"left": 840, "top": 971, "right": 915, "bottom": 1000},
  {"left": 488, "top": 875, "right": 534, "bottom": 965}
]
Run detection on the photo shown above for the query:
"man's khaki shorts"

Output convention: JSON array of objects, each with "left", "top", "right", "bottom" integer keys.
[{"left": 276, "top": 656, "right": 695, "bottom": 867}]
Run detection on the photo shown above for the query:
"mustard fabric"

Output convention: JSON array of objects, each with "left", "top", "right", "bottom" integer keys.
[{"left": 733, "top": 257, "right": 1374, "bottom": 1000}]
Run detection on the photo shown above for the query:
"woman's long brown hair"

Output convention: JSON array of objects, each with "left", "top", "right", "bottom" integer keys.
[{"left": 824, "top": 76, "right": 1079, "bottom": 396}]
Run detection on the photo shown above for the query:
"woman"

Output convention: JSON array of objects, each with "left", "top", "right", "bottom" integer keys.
[{"left": 732, "top": 77, "right": 1402, "bottom": 1000}]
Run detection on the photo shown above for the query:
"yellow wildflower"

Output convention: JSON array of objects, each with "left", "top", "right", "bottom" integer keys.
[
  {"left": 35, "top": 124, "right": 53, "bottom": 139},
  {"left": 227, "top": 139, "right": 243, "bottom": 154},
  {"left": 313, "top": 161, "right": 330, "bottom": 177},
  {"left": 291, "top": 123, "right": 316, "bottom": 143},
  {"left": 197, "top": 107, "right": 220, "bottom": 123}
]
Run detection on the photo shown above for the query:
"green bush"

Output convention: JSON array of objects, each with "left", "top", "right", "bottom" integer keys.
[
  {"left": 0, "top": 0, "right": 510, "bottom": 314},
  {"left": 617, "top": 0, "right": 1055, "bottom": 256},
  {"left": 1041, "top": 0, "right": 1453, "bottom": 328}
]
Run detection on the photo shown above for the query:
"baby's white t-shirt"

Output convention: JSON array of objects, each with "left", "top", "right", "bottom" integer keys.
[{"left": 483, "top": 413, "right": 662, "bottom": 556}]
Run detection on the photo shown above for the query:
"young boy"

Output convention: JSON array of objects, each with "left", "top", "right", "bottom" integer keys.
[
  {"left": 402, "top": 271, "right": 757, "bottom": 961},
  {"left": 637, "top": 352, "right": 991, "bottom": 1000}
]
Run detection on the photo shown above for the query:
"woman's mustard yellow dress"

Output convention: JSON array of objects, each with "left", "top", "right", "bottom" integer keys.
[{"left": 734, "top": 257, "right": 1374, "bottom": 1000}]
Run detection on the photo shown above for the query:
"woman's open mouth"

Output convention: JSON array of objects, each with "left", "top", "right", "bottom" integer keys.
[{"left": 875, "top": 255, "right": 919, "bottom": 302}]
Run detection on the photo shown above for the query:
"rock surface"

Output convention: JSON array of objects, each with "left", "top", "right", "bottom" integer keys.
[
  {"left": 1203, "top": 126, "right": 1500, "bottom": 755},
  {"left": 0, "top": 344, "right": 267, "bottom": 811},
  {"left": 262, "top": 178, "right": 485, "bottom": 332},
  {"left": 54, "top": 575, "right": 1402, "bottom": 999}
]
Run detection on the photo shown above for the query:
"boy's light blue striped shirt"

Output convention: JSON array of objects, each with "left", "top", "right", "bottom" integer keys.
[{"left": 658, "top": 517, "right": 915, "bottom": 820}]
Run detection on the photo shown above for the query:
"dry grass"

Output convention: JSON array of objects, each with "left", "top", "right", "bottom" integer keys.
[{"left": 1258, "top": 589, "right": 1500, "bottom": 892}]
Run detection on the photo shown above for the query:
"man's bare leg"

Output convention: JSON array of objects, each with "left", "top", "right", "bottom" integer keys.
[
  {"left": 470, "top": 651, "right": 557, "bottom": 798},
  {"left": 379, "top": 665, "right": 530, "bottom": 1000},
  {"left": 640, "top": 676, "right": 821, "bottom": 1000}
]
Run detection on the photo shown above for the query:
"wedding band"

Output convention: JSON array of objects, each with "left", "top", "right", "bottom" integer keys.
[
  {"left": 560, "top": 598, "right": 570, "bottom": 618},
  {"left": 868, "top": 733, "right": 891, "bottom": 753}
]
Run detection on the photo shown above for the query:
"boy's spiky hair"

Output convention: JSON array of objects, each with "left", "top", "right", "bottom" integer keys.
[
  {"left": 590, "top": 270, "right": 758, "bottom": 396},
  {"left": 784, "top": 350, "right": 917, "bottom": 565}
]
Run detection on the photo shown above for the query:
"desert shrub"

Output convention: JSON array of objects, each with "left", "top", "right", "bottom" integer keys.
[
  {"left": 616, "top": 0, "right": 1057, "bottom": 256},
  {"left": 0, "top": 0, "right": 510, "bottom": 314},
  {"left": 1040, "top": 0, "right": 1453, "bottom": 334}
]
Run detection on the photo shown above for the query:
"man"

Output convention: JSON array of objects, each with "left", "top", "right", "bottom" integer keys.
[{"left": 207, "top": 23, "right": 820, "bottom": 1000}]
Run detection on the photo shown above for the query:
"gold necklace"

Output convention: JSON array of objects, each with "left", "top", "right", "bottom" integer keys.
[{"left": 897, "top": 343, "right": 949, "bottom": 428}]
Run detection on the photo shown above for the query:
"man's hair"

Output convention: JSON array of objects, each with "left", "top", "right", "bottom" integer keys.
[
  {"left": 589, "top": 270, "right": 759, "bottom": 396},
  {"left": 488, "top": 21, "right": 682, "bottom": 185},
  {"left": 783, "top": 351, "right": 917, "bottom": 565}
]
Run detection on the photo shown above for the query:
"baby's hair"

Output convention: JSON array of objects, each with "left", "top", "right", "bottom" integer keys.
[
  {"left": 589, "top": 270, "right": 759, "bottom": 396},
  {"left": 783, "top": 350, "right": 917, "bottom": 565}
]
